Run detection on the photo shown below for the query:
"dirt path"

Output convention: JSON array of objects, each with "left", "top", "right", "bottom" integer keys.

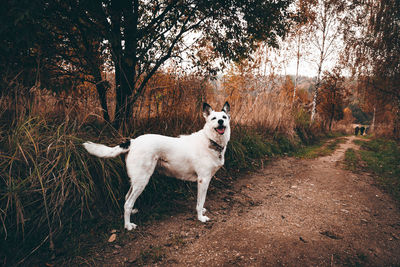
[{"left": 92, "top": 136, "right": 400, "bottom": 266}]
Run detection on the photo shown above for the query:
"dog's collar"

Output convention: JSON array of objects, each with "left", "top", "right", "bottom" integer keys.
[{"left": 209, "top": 139, "right": 224, "bottom": 157}]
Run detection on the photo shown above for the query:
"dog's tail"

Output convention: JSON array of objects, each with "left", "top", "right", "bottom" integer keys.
[{"left": 83, "top": 140, "right": 131, "bottom": 158}]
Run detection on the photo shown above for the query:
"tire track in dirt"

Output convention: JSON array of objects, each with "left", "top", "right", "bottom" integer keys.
[{"left": 93, "top": 136, "right": 400, "bottom": 266}]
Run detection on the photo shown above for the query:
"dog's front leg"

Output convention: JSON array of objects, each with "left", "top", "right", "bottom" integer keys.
[{"left": 196, "top": 177, "right": 211, "bottom": 222}]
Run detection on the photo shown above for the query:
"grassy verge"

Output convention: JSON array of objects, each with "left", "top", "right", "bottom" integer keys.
[
  {"left": 344, "top": 138, "right": 400, "bottom": 202},
  {"left": 293, "top": 133, "right": 347, "bottom": 159},
  {"left": 0, "top": 114, "right": 328, "bottom": 265},
  {"left": 343, "top": 148, "right": 359, "bottom": 172}
]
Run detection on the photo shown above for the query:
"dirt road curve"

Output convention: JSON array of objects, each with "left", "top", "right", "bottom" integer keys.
[{"left": 94, "top": 136, "right": 400, "bottom": 266}]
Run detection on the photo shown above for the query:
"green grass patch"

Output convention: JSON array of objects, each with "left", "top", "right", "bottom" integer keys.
[
  {"left": 344, "top": 148, "right": 359, "bottom": 172},
  {"left": 225, "top": 126, "right": 279, "bottom": 171},
  {"left": 344, "top": 138, "right": 400, "bottom": 202},
  {"left": 293, "top": 137, "right": 347, "bottom": 159}
]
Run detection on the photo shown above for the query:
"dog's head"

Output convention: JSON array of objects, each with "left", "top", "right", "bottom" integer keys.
[{"left": 202, "top": 102, "right": 231, "bottom": 141}]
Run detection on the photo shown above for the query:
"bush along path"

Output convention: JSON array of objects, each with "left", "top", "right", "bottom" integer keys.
[{"left": 83, "top": 136, "right": 400, "bottom": 266}]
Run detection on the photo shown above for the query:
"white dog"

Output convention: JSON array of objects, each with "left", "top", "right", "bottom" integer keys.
[{"left": 83, "top": 102, "right": 231, "bottom": 230}]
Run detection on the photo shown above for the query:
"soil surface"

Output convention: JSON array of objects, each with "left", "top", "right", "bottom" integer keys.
[{"left": 89, "top": 136, "right": 400, "bottom": 266}]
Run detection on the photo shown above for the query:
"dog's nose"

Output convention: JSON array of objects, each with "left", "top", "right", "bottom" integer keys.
[{"left": 218, "top": 119, "right": 224, "bottom": 125}]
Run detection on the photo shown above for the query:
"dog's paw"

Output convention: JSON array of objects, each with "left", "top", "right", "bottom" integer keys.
[
  {"left": 124, "top": 222, "right": 137, "bottom": 231},
  {"left": 198, "top": 215, "right": 210, "bottom": 223},
  {"left": 131, "top": 208, "right": 139, "bottom": 214}
]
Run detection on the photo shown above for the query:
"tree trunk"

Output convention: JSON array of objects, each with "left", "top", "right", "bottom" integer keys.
[
  {"left": 293, "top": 34, "right": 301, "bottom": 103},
  {"left": 329, "top": 103, "right": 335, "bottom": 131},
  {"left": 95, "top": 81, "right": 110, "bottom": 122},
  {"left": 394, "top": 100, "right": 400, "bottom": 140},
  {"left": 92, "top": 66, "right": 111, "bottom": 122},
  {"left": 110, "top": 0, "right": 138, "bottom": 131},
  {"left": 114, "top": 60, "right": 135, "bottom": 130},
  {"left": 311, "top": 78, "right": 320, "bottom": 122},
  {"left": 311, "top": 55, "right": 323, "bottom": 122},
  {"left": 371, "top": 106, "right": 376, "bottom": 131}
]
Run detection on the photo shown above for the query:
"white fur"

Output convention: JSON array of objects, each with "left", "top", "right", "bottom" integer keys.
[
  {"left": 83, "top": 141, "right": 129, "bottom": 158},
  {"left": 83, "top": 102, "right": 231, "bottom": 230}
]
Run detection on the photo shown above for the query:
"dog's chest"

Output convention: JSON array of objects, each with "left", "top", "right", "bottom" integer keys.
[{"left": 209, "top": 139, "right": 225, "bottom": 159}]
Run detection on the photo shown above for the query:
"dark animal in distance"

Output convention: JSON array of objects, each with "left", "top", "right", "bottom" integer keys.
[
  {"left": 360, "top": 126, "right": 365, "bottom": 135},
  {"left": 354, "top": 126, "right": 359, "bottom": 136}
]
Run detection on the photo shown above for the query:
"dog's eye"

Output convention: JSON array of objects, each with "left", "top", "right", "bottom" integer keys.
[
  {"left": 223, "top": 115, "right": 227, "bottom": 119},
  {"left": 211, "top": 117, "right": 216, "bottom": 120}
]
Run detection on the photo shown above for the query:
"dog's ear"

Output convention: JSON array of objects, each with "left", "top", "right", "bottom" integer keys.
[
  {"left": 203, "top": 103, "right": 212, "bottom": 118},
  {"left": 222, "top": 102, "right": 230, "bottom": 116}
]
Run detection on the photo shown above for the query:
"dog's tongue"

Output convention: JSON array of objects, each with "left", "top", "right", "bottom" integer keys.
[{"left": 216, "top": 128, "right": 225, "bottom": 134}]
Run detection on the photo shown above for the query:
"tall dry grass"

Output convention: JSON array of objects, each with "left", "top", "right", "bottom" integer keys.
[
  {"left": 229, "top": 92, "right": 296, "bottom": 135},
  {"left": 0, "top": 113, "right": 129, "bottom": 264}
]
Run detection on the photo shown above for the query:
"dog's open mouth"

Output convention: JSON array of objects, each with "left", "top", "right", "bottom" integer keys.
[{"left": 215, "top": 126, "right": 226, "bottom": 135}]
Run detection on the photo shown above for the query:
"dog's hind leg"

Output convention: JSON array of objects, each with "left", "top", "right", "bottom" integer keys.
[
  {"left": 196, "top": 176, "right": 212, "bottom": 222},
  {"left": 124, "top": 178, "right": 149, "bottom": 230},
  {"left": 125, "top": 186, "right": 138, "bottom": 214},
  {"left": 124, "top": 159, "right": 156, "bottom": 231}
]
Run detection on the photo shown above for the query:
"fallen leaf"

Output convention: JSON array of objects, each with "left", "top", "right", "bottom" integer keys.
[{"left": 108, "top": 233, "right": 117, "bottom": 243}]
